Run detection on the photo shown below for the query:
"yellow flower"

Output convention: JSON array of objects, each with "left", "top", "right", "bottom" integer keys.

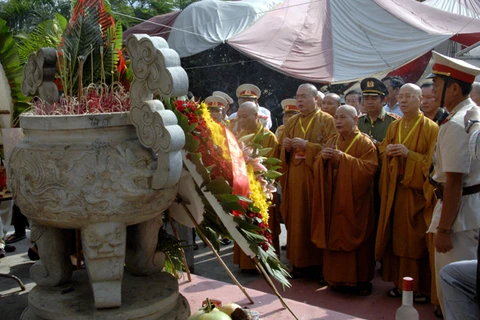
[
  {"left": 247, "top": 164, "right": 269, "bottom": 224},
  {"left": 199, "top": 102, "right": 230, "bottom": 160}
]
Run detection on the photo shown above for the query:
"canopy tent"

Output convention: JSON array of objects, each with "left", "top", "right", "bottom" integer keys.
[
  {"left": 123, "top": 0, "right": 283, "bottom": 52},
  {"left": 123, "top": 11, "right": 181, "bottom": 39},
  {"left": 423, "top": 0, "right": 480, "bottom": 73},
  {"left": 124, "top": 0, "right": 480, "bottom": 83},
  {"left": 423, "top": 0, "right": 480, "bottom": 18}
]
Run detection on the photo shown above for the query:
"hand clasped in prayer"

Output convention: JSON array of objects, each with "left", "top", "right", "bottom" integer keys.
[
  {"left": 284, "top": 137, "right": 307, "bottom": 151},
  {"left": 321, "top": 147, "right": 342, "bottom": 163},
  {"left": 386, "top": 144, "right": 409, "bottom": 158}
]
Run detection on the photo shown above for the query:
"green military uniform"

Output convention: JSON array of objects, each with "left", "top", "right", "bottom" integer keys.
[{"left": 357, "top": 109, "right": 400, "bottom": 144}]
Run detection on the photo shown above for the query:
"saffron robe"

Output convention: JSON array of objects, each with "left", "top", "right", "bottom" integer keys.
[
  {"left": 375, "top": 113, "right": 439, "bottom": 292},
  {"left": 234, "top": 122, "right": 279, "bottom": 269},
  {"left": 311, "top": 130, "right": 378, "bottom": 286},
  {"left": 280, "top": 109, "right": 336, "bottom": 268}
]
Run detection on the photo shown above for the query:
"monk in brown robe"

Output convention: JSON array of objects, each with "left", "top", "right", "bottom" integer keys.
[
  {"left": 311, "top": 105, "right": 378, "bottom": 295},
  {"left": 280, "top": 83, "right": 336, "bottom": 276},
  {"left": 233, "top": 101, "right": 279, "bottom": 270},
  {"left": 375, "top": 83, "right": 439, "bottom": 300}
]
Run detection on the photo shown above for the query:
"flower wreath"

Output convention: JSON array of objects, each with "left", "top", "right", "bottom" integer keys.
[{"left": 168, "top": 98, "right": 290, "bottom": 287}]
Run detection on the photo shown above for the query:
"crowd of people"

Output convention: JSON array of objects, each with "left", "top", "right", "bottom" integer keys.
[
  {"left": 1, "top": 50, "right": 479, "bottom": 320},
  {"left": 203, "top": 51, "right": 480, "bottom": 320}
]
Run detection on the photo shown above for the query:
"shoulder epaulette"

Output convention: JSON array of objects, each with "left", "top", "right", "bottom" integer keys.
[{"left": 386, "top": 112, "right": 401, "bottom": 120}]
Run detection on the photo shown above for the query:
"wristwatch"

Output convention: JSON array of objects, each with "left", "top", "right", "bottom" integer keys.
[{"left": 465, "top": 119, "right": 480, "bottom": 133}]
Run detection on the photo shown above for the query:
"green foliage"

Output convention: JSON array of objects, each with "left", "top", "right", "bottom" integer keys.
[
  {"left": 14, "top": 14, "right": 67, "bottom": 63},
  {"left": 0, "top": 0, "right": 71, "bottom": 34},
  {"left": 157, "top": 222, "right": 188, "bottom": 279},
  {"left": 58, "top": 0, "right": 124, "bottom": 97},
  {"left": 108, "top": 0, "right": 200, "bottom": 29},
  {"left": 0, "top": 18, "right": 30, "bottom": 126}
]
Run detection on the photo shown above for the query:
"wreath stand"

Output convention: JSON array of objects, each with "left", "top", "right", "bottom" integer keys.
[{"left": 173, "top": 156, "right": 299, "bottom": 320}]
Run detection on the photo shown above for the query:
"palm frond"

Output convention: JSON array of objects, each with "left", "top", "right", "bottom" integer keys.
[
  {"left": 58, "top": 0, "right": 125, "bottom": 96},
  {"left": 15, "top": 14, "right": 67, "bottom": 63},
  {"left": 0, "top": 18, "right": 30, "bottom": 127}
]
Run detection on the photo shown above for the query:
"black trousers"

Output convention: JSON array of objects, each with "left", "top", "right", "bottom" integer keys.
[{"left": 12, "top": 204, "right": 28, "bottom": 236}]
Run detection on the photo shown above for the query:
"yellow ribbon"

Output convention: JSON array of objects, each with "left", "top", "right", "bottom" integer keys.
[
  {"left": 299, "top": 110, "right": 320, "bottom": 138},
  {"left": 337, "top": 132, "right": 361, "bottom": 155},
  {"left": 398, "top": 114, "right": 422, "bottom": 144}
]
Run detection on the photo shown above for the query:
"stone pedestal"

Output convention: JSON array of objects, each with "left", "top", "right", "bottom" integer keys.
[{"left": 21, "top": 270, "right": 190, "bottom": 320}]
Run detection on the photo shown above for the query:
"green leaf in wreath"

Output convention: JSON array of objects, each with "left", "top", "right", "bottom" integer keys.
[
  {"left": 257, "top": 147, "right": 273, "bottom": 157},
  {"left": 185, "top": 133, "right": 200, "bottom": 153},
  {"left": 263, "top": 158, "right": 282, "bottom": 165},
  {"left": 187, "top": 122, "right": 198, "bottom": 133},
  {"left": 264, "top": 170, "right": 283, "bottom": 179},
  {"left": 221, "top": 201, "right": 246, "bottom": 213},
  {"left": 238, "top": 133, "right": 255, "bottom": 143},
  {"left": 269, "top": 165, "right": 282, "bottom": 171},
  {"left": 179, "top": 114, "right": 189, "bottom": 131},
  {"left": 205, "top": 177, "right": 233, "bottom": 195},
  {"left": 217, "top": 194, "right": 251, "bottom": 204},
  {"left": 234, "top": 216, "right": 262, "bottom": 232},
  {"left": 253, "top": 132, "right": 270, "bottom": 144}
]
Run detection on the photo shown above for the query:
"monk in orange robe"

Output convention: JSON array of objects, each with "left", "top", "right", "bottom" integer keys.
[
  {"left": 375, "top": 83, "right": 439, "bottom": 299},
  {"left": 233, "top": 101, "right": 279, "bottom": 270},
  {"left": 280, "top": 83, "right": 336, "bottom": 275},
  {"left": 311, "top": 105, "right": 378, "bottom": 295}
]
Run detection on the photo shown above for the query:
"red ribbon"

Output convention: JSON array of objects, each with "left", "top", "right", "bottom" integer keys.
[{"left": 224, "top": 127, "right": 250, "bottom": 214}]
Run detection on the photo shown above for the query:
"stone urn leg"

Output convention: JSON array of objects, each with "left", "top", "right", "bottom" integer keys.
[
  {"left": 125, "top": 215, "right": 165, "bottom": 276},
  {"left": 30, "top": 226, "right": 74, "bottom": 287},
  {"left": 81, "top": 222, "right": 126, "bottom": 309}
]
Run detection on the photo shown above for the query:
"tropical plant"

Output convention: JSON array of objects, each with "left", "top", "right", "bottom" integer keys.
[
  {"left": 0, "top": 18, "right": 30, "bottom": 126},
  {"left": 0, "top": 0, "right": 71, "bottom": 34},
  {"left": 58, "top": 0, "right": 125, "bottom": 98},
  {"left": 14, "top": 13, "right": 67, "bottom": 63}
]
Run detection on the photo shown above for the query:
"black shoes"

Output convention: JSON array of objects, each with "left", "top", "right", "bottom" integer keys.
[{"left": 219, "top": 238, "right": 232, "bottom": 245}]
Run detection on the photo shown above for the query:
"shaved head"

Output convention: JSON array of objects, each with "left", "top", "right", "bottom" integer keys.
[
  {"left": 336, "top": 105, "right": 358, "bottom": 119},
  {"left": 325, "top": 93, "right": 341, "bottom": 105},
  {"left": 471, "top": 82, "right": 480, "bottom": 105},
  {"left": 401, "top": 83, "right": 421, "bottom": 97},
  {"left": 238, "top": 101, "right": 258, "bottom": 132},
  {"left": 298, "top": 83, "right": 318, "bottom": 96},
  {"left": 398, "top": 83, "right": 422, "bottom": 118},
  {"left": 238, "top": 101, "right": 258, "bottom": 114},
  {"left": 334, "top": 105, "right": 358, "bottom": 136}
]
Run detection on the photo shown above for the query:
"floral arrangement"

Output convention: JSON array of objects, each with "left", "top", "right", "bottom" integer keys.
[{"left": 168, "top": 98, "right": 290, "bottom": 287}]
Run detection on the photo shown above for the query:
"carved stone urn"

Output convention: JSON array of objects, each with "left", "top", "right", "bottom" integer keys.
[{"left": 10, "top": 35, "right": 191, "bottom": 319}]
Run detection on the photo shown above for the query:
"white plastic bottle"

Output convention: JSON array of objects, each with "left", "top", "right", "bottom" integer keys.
[{"left": 395, "top": 277, "right": 419, "bottom": 320}]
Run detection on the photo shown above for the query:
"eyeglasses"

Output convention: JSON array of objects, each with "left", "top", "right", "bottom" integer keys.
[{"left": 294, "top": 94, "right": 313, "bottom": 100}]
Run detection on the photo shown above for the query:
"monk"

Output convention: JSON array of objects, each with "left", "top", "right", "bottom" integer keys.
[
  {"left": 311, "top": 105, "right": 378, "bottom": 295},
  {"left": 375, "top": 83, "right": 439, "bottom": 301},
  {"left": 280, "top": 83, "right": 336, "bottom": 277},
  {"left": 233, "top": 101, "right": 279, "bottom": 271}
]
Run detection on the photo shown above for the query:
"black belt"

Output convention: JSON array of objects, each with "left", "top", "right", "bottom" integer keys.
[{"left": 432, "top": 183, "right": 480, "bottom": 201}]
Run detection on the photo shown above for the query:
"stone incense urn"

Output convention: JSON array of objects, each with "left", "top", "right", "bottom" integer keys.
[{"left": 9, "top": 35, "right": 191, "bottom": 319}]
